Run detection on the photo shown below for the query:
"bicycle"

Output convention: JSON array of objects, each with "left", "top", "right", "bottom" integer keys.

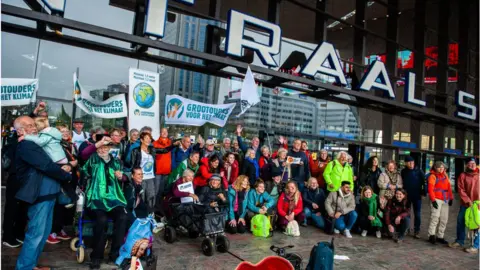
[{"left": 270, "top": 245, "right": 303, "bottom": 270}]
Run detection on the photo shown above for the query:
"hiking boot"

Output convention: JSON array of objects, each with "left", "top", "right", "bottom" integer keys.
[
  {"left": 465, "top": 247, "right": 479, "bottom": 254},
  {"left": 361, "top": 230, "right": 368, "bottom": 237},
  {"left": 2, "top": 239, "right": 21, "bottom": 248},
  {"left": 56, "top": 230, "right": 71, "bottom": 241},
  {"left": 428, "top": 235, "right": 436, "bottom": 245},
  {"left": 376, "top": 231, "right": 382, "bottom": 239},
  {"left": 449, "top": 242, "right": 462, "bottom": 248},
  {"left": 89, "top": 259, "right": 101, "bottom": 269},
  {"left": 46, "top": 233, "right": 60, "bottom": 244},
  {"left": 413, "top": 232, "right": 420, "bottom": 239},
  {"left": 436, "top": 238, "right": 449, "bottom": 245},
  {"left": 344, "top": 229, "right": 352, "bottom": 238}
]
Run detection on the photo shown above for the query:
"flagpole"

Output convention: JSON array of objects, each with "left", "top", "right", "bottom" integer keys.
[{"left": 70, "top": 67, "right": 79, "bottom": 130}]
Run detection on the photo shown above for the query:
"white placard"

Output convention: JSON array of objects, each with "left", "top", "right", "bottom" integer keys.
[{"left": 178, "top": 181, "right": 194, "bottom": 203}]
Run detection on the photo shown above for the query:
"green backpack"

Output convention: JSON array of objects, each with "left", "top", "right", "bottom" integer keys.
[
  {"left": 251, "top": 214, "right": 271, "bottom": 237},
  {"left": 465, "top": 200, "right": 480, "bottom": 230}
]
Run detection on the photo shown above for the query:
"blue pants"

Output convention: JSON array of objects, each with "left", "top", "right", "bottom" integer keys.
[
  {"left": 410, "top": 199, "right": 422, "bottom": 233},
  {"left": 335, "top": 211, "right": 358, "bottom": 231},
  {"left": 304, "top": 207, "right": 325, "bottom": 229},
  {"left": 16, "top": 199, "right": 56, "bottom": 270},
  {"left": 394, "top": 216, "right": 410, "bottom": 239},
  {"left": 455, "top": 206, "right": 479, "bottom": 249}
]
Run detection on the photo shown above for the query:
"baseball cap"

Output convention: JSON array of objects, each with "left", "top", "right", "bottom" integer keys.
[{"left": 206, "top": 139, "right": 214, "bottom": 145}]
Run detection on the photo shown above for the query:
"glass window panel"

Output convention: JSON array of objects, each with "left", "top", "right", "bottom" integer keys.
[
  {"left": 1, "top": 32, "right": 39, "bottom": 78},
  {"left": 400, "top": 132, "right": 410, "bottom": 142},
  {"left": 451, "top": 138, "right": 456, "bottom": 149},
  {"left": 421, "top": 135, "right": 429, "bottom": 150},
  {"left": 393, "top": 132, "right": 400, "bottom": 141}
]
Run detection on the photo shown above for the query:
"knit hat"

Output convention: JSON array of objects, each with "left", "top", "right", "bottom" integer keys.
[
  {"left": 209, "top": 174, "right": 222, "bottom": 182},
  {"left": 466, "top": 157, "right": 476, "bottom": 164},
  {"left": 404, "top": 156, "right": 414, "bottom": 162}
]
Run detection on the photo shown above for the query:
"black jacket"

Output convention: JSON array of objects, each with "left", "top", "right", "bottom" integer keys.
[
  {"left": 241, "top": 159, "right": 257, "bottom": 186},
  {"left": 130, "top": 146, "right": 156, "bottom": 171},
  {"left": 302, "top": 187, "right": 326, "bottom": 213},
  {"left": 359, "top": 167, "right": 382, "bottom": 194},
  {"left": 288, "top": 150, "right": 310, "bottom": 182},
  {"left": 198, "top": 186, "right": 229, "bottom": 208},
  {"left": 123, "top": 180, "right": 149, "bottom": 218}
]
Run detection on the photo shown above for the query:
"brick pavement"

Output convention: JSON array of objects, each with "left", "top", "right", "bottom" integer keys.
[{"left": 1, "top": 192, "right": 479, "bottom": 270}]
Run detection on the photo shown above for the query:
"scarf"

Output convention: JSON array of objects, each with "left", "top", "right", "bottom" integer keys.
[
  {"left": 246, "top": 157, "right": 260, "bottom": 179},
  {"left": 362, "top": 193, "right": 382, "bottom": 227},
  {"left": 386, "top": 170, "right": 399, "bottom": 185}
]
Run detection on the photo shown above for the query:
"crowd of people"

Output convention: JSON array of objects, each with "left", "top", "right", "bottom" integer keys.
[{"left": 1, "top": 106, "right": 479, "bottom": 269}]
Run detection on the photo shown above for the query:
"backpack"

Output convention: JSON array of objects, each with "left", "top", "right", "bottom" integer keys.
[
  {"left": 465, "top": 200, "right": 480, "bottom": 230},
  {"left": 306, "top": 238, "right": 334, "bottom": 270},
  {"left": 251, "top": 214, "right": 272, "bottom": 238},
  {"left": 284, "top": 220, "right": 300, "bottom": 237}
]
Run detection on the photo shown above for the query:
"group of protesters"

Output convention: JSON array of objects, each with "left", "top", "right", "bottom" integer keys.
[{"left": 1, "top": 104, "right": 479, "bottom": 269}]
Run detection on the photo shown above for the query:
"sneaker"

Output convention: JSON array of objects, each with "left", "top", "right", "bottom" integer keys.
[
  {"left": 449, "top": 242, "right": 462, "bottom": 248},
  {"left": 89, "top": 259, "right": 101, "bottom": 269},
  {"left": 376, "top": 231, "right": 382, "bottom": 239},
  {"left": 413, "top": 232, "right": 420, "bottom": 239},
  {"left": 301, "top": 222, "right": 308, "bottom": 227},
  {"left": 395, "top": 238, "right": 403, "bottom": 244},
  {"left": 65, "top": 203, "right": 75, "bottom": 209},
  {"left": 361, "top": 230, "right": 368, "bottom": 237},
  {"left": 46, "top": 233, "right": 60, "bottom": 244},
  {"left": 153, "top": 222, "right": 164, "bottom": 234},
  {"left": 2, "top": 239, "right": 21, "bottom": 248},
  {"left": 465, "top": 247, "right": 479, "bottom": 254},
  {"left": 56, "top": 230, "right": 71, "bottom": 241},
  {"left": 333, "top": 229, "right": 340, "bottom": 234},
  {"left": 436, "top": 238, "right": 449, "bottom": 245},
  {"left": 344, "top": 229, "right": 352, "bottom": 238},
  {"left": 428, "top": 235, "right": 436, "bottom": 245}
]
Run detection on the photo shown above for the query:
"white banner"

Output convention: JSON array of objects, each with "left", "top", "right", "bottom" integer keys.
[
  {"left": 238, "top": 66, "right": 260, "bottom": 116},
  {"left": 165, "top": 95, "right": 235, "bottom": 127},
  {"left": 1, "top": 78, "right": 38, "bottom": 106},
  {"left": 128, "top": 68, "right": 160, "bottom": 139},
  {"left": 73, "top": 73, "right": 127, "bottom": 119}
]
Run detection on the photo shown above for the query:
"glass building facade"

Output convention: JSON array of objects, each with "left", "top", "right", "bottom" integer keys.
[{"left": 1, "top": 0, "right": 478, "bottom": 180}]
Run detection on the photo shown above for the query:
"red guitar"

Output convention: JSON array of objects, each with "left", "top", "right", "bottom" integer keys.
[{"left": 235, "top": 256, "right": 294, "bottom": 270}]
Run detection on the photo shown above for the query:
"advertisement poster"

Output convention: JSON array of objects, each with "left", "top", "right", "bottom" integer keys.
[
  {"left": 1, "top": 78, "right": 38, "bottom": 106},
  {"left": 165, "top": 95, "right": 236, "bottom": 127},
  {"left": 74, "top": 73, "right": 127, "bottom": 119},
  {"left": 128, "top": 68, "right": 160, "bottom": 139}
]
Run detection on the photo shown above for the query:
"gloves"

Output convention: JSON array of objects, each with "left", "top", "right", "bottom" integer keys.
[
  {"left": 448, "top": 200, "right": 453, "bottom": 206},
  {"left": 432, "top": 201, "right": 439, "bottom": 209}
]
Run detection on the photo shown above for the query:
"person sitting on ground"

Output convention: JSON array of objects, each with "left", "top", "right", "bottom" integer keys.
[
  {"left": 358, "top": 186, "right": 382, "bottom": 238},
  {"left": 325, "top": 181, "right": 357, "bottom": 238},
  {"left": 198, "top": 174, "right": 229, "bottom": 214},
  {"left": 246, "top": 179, "right": 276, "bottom": 221},
  {"left": 309, "top": 149, "right": 330, "bottom": 192},
  {"left": 124, "top": 167, "right": 150, "bottom": 227},
  {"left": 81, "top": 138, "right": 128, "bottom": 269},
  {"left": 385, "top": 189, "right": 411, "bottom": 243},
  {"left": 242, "top": 149, "right": 260, "bottom": 187},
  {"left": 221, "top": 152, "right": 239, "bottom": 185},
  {"left": 323, "top": 151, "right": 353, "bottom": 194},
  {"left": 194, "top": 155, "right": 227, "bottom": 190},
  {"left": 378, "top": 160, "right": 403, "bottom": 200},
  {"left": 427, "top": 161, "right": 453, "bottom": 245},
  {"left": 265, "top": 168, "right": 285, "bottom": 205},
  {"left": 277, "top": 181, "right": 305, "bottom": 231},
  {"left": 227, "top": 175, "right": 250, "bottom": 234},
  {"left": 166, "top": 151, "right": 200, "bottom": 192},
  {"left": 302, "top": 177, "right": 326, "bottom": 229}
]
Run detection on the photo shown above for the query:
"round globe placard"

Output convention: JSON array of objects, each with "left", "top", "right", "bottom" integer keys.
[{"left": 133, "top": 82, "right": 155, "bottom": 109}]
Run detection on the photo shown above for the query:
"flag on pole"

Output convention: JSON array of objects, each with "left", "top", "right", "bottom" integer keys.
[{"left": 237, "top": 66, "right": 260, "bottom": 117}]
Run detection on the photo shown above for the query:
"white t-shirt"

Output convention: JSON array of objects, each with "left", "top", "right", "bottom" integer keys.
[
  {"left": 141, "top": 150, "right": 155, "bottom": 180},
  {"left": 72, "top": 130, "right": 90, "bottom": 150}
]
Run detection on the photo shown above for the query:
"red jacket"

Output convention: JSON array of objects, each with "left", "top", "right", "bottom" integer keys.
[
  {"left": 220, "top": 160, "right": 239, "bottom": 185},
  {"left": 259, "top": 155, "right": 270, "bottom": 169},
  {"left": 309, "top": 158, "right": 330, "bottom": 188},
  {"left": 457, "top": 168, "right": 479, "bottom": 207},
  {"left": 152, "top": 137, "right": 172, "bottom": 175},
  {"left": 194, "top": 157, "right": 228, "bottom": 189},
  {"left": 277, "top": 192, "right": 303, "bottom": 217},
  {"left": 427, "top": 170, "right": 453, "bottom": 202}
]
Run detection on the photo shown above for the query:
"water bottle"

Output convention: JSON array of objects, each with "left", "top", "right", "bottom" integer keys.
[{"left": 76, "top": 192, "right": 84, "bottom": 213}]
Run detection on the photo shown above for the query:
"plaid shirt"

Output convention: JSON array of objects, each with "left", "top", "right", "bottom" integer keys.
[{"left": 385, "top": 199, "right": 410, "bottom": 225}]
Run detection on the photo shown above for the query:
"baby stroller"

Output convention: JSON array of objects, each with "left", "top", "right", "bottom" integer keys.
[{"left": 164, "top": 199, "right": 230, "bottom": 256}]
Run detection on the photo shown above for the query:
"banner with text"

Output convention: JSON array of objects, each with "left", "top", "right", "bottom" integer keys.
[
  {"left": 165, "top": 95, "right": 236, "bottom": 127},
  {"left": 1, "top": 78, "right": 38, "bottom": 106},
  {"left": 73, "top": 73, "right": 127, "bottom": 119},
  {"left": 128, "top": 68, "right": 160, "bottom": 139}
]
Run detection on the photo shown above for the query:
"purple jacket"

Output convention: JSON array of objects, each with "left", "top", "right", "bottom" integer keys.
[{"left": 173, "top": 178, "right": 196, "bottom": 198}]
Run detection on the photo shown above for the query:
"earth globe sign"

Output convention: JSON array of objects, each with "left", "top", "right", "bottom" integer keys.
[
  {"left": 144, "top": 162, "right": 153, "bottom": 172},
  {"left": 133, "top": 82, "right": 155, "bottom": 109}
]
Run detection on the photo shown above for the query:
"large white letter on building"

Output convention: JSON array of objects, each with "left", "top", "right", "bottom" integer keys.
[
  {"left": 358, "top": 60, "right": 395, "bottom": 99},
  {"left": 145, "top": 0, "right": 194, "bottom": 38},
  {"left": 455, "top": 90, "right": 477, "bottom": 121},
  {"left": 300, "top": 42, "right": 347, "bottom": 85},
  {"left": 225, "top": 10, "right": 281, "bottom": 67},
  {"left": 404, "top": 72, "right": 426, "bottom": 106}
]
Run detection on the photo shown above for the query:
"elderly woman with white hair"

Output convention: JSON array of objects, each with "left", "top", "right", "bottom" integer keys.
[
  {"left": 241, "top": 148, "right": 260, "bottom": 186},
  {"left": 269, "top": 147, "right": 290, "bottom": 182},
  {"left": 220, "top": 137, "right": 232, "bottom": 157},
  {"left": 323, "top": 151, "right": 353, "bottom": 193}
]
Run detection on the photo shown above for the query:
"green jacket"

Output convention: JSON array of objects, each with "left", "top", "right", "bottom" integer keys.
[
  {"left": 323, "top": 160, "right": 354, "bottom": 192},
  {"left": 166, "top": 159, "right": 199, "bottom": 190},
  {"left": 82, "top": 153, "right": 127, "bottom": 211}
]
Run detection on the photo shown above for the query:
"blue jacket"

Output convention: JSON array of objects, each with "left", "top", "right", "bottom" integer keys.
[
  {"left": 401, "top": 167, "right": 426, "bottom": 201},
  {"left": 15, "top": 141, "right": 72, "bottom": 204},
  {"left": 246, "top": 189, "right": 274, "bottom": 213},
  {"left": 227, "top": 186, "right": 248, "bottom": 220},
  {"left": 237, "top": 136, "right": 261, "bottom": 161},
  {"left": 171, "top": 143, "right": 201, "bottom": 171},
  {"left": 302, "top": 187, "right": 326, "bottom": 213}
]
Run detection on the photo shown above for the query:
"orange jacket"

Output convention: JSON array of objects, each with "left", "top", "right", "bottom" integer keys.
[
  {"left": 152, "top": 137, "right": 172, "bottom": 175},
  {"left": 427, "top": 170, "right": 453, "bottom": 203}
]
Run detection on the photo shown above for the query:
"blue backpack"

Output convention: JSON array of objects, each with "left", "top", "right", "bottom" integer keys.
[{"left": 306, "top": 238, "right": 334, "bottom": 270}]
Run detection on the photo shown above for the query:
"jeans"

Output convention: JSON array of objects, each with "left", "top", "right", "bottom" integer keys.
[
  {"left": 393, "top": 216, "right": 410, "bottom": 239},
  {"left": 296, "top": 180, "right": 305, "bottom": 193},
  {"left": 304, "top": 207, "right": 325, "bottom": 229},
  {"left": 455, "top": 205, "right": 479, "bottom": 249},
  {"left": 409, "top": 199, "right": 422, "bottom": 233},
  {"left": 90, "top": 207, "right": 128, "bottom": 260},
  {"left": 335, "top": 211, "right": 358, "bottom": 231},
  {"left": 16, "top": 199, "right": 56, "bottom": 270},
  {"left": 154, "top": 175, "right": 166, "bottom": 215},
  {"left": 142, "top": 178, "right": 156, "bottom": 212}
]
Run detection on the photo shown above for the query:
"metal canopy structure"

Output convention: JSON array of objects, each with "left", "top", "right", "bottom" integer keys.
[{"left": 2, "top": 4, "right": 479, "bottom": 133}]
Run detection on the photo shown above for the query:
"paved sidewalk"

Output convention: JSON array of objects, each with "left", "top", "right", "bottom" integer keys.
[{"left": 1, "top": 193, "right": 478, "bottom": 269}]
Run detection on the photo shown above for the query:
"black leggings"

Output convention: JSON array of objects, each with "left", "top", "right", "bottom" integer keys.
[
  {"left": 89, "top": 207, "right": 128, "bottom": 260},
  {"left": 227, "top": 212, "right": 247, "bottom": 234}
]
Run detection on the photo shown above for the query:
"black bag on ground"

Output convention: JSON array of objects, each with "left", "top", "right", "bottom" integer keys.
[{"left": 306, "top": 238, "right": 334, "bottom": 270}]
